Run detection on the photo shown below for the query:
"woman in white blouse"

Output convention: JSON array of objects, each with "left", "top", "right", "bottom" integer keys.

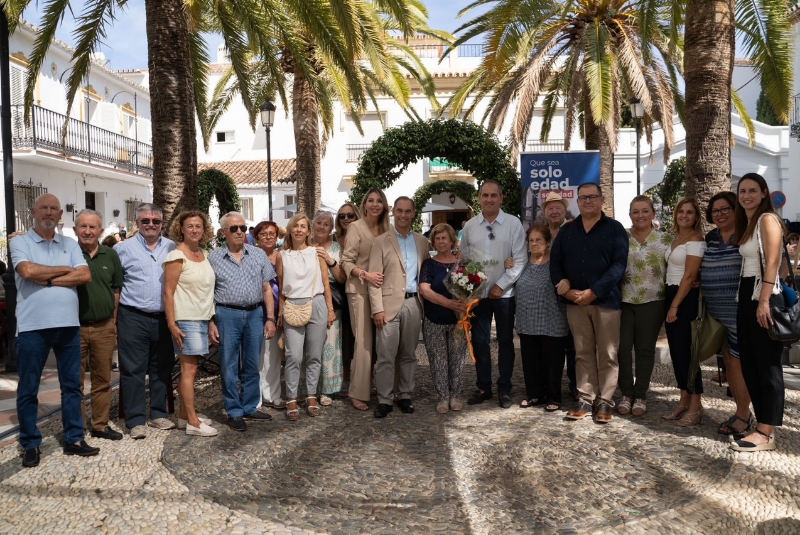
[
  {"left": 276, "top": 214, "right": 336, "bottom": 421},
  {"left": 662, "top": 198, "right": 707, "bottom": 426}
]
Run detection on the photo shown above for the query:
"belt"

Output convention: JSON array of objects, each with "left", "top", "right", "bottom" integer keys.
[
  {"left": 405, "top": 292, "right": 418, "bottom": 299},
  {"left": 80, "top": 316, "right": 113, "bottom": 327},
  {"left": 217, "top": 302, "right": 263, "bottom": 311},
  {"left": 120, "top": 304, "right": 165, "bottom": 318}
]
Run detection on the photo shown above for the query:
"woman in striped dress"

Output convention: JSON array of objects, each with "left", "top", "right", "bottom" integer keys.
[{"left": 700, "top": 191, "right": 751, "bottom": 436}]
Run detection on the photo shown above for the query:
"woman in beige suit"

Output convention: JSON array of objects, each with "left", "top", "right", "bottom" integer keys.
[{"left": 341, "top": 189, "right": 390, "bottom": 410}]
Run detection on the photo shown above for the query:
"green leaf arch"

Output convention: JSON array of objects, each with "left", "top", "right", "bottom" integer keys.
[
  {"left": 197, "top": 168, "right": 241, "bottom": 217},
  {"left": 350, "top": 119, "right": 521, "bottom": 217}
]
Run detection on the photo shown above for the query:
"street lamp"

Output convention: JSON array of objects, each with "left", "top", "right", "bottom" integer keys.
[
  {"left": 260, "top": 99, "right": 276, "bottom": 221},
  {"left": 112, "top": 90, "right": 138, "bottom": 174},
  {"left": 629, "top": 96, "right": 644, "bottom": 195}
]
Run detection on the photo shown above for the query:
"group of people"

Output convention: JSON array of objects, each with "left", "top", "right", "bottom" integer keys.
[{"left": 13, "top": 172, "right": 788, "bottom": 468}]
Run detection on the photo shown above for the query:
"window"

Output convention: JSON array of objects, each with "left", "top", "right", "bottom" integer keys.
[
  {"left": 14, "top": 181, "right": 47, "bottom": 232},
  {"left": 241, "top": 197, "right": 254, "bottom": 222},
  {"left": 215, "top": 131, "right": 235, "bottom": 143},
  {"left": 85, "top": 191, "right": 96, "bottom": 210},
  {"left": 124, "top": 199, "right": 138, "bottom": 227},
  {"left": 285, "top": 195, "right": 295, "bottom": 219}
]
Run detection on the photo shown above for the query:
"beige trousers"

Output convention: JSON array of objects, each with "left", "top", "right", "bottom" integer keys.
[
  {"left": 347, "top": 292, "right": 373, "bottom": 402},
  {"left": 375, "top": 297, "right": 422, "bottom": 405},
  {"left": 566, "top": 305, "right": 621, "bottom": 406}
]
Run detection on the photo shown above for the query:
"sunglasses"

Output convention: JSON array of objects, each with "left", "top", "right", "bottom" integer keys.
[
  {"left": 228, "top": 225, "right": 248, "bottom": 233},
  {"left": 486, "top": 225, "right": 495, "bottom": 240},
  {"left": 139, "top": 218, "right": 162, "bottom": 226},
  {"left": 338, "top": 213, "right": 356, "bottom": 220}
]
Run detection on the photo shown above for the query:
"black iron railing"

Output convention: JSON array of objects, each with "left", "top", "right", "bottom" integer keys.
[
  {"left": 346, "top": 143, "right": 371, "bottom": 161},
  {"left": 7, "top": 104, "right": 153, "bottom": 175},
  {"left": 525, "top": 139, "right": 565, "bottom": 152},
  {"left": 792, "top": 94, "right": 800, "bottom": 139}
]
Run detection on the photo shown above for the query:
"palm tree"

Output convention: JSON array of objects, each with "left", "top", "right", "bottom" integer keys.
[
  {"left": 202, "top": 0, "right": 446, "bottom": 215},
  {"left": 446, "top": 0, "right": 684, "bottom": 217}
]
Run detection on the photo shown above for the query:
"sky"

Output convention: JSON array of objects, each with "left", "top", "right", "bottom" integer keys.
[{"left": 21, "top": 0, "right": 488, "bottom": 71}]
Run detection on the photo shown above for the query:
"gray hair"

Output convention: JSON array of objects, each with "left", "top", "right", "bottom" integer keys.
[
  {"left": 312, "top": 210, "right": 334, "bottom": 228},
  {"left": 135, "top": 203, "right": 163, "bottom": 219},
  {"left": 219, "top": 211, "right": 245, "bottom": 228},
  {"left": 75, "top": 209, "right": 103, "bottom": 226}
]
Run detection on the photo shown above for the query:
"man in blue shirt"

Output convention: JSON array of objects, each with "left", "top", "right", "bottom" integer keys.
[
  {"left": 368, "top": 197, "right": 430, "bottom": 418},
  {"left": 115, "top": 203, "right": 176, "bottom": 439},
  {"left": 550, "top": 183, "right": 628, "bottom": 423},
  {"left": 12, "top": 194, "right": 96, "bottom": 467}
]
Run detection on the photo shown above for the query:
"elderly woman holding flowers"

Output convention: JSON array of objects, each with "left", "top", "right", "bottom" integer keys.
[{"left": 419, "top": 224, "right": 468, "bottom": 413}]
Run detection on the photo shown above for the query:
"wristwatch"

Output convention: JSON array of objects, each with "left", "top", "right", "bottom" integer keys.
[
  {"left": 327, "top": 259, "right": 338, "bottom": 268},
  {"left": 46, "top": 279, "right": 53, "bottom": 287}
]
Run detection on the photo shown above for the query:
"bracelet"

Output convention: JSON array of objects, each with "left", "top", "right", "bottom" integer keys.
[
  {"left": 764, "top": 280, "right": 776, "bottom": 285},
  {"left": 359, "top": 270, "right": 367, "bottom": 280},
  {"left": 327, "top": 259, "right": 338, "bottom": 268},
  {"left": 266, "top": 318, "right": 275, "bottom": 323}
]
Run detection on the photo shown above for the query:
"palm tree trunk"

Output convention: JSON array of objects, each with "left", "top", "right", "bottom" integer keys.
[
  {"left": 146, "top": 0, "right": 198, "bottom": 224},
  {"left": 584, "top": 104, "right": 615, "bottom": 218},
  {"left": 293, "top": 71, "right": 321, "bottom": 216},
  {"left": 684, "top": 0, "right": 734, "bottom": 218}
]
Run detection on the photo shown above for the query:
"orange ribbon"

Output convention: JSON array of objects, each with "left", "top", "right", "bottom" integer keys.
[{"left": 457, "top": 299, "right": 481, "bottom": 364}]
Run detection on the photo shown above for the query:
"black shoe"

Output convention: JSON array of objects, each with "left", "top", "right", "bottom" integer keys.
[
  {"left": 111, "top": 362, "right": 119, "bottom": 372},
  {"left": 227, "top": 417, "right": 247, "bottom": 432},
  {"left": 22, "top": 448, "right": 40, "bottom": 468},
  {"left": 63, "top": 440, "right": 100, "bottom": 457},
  {"left": 243, "top": 411, "right": 272, "bottom": 421},
  {"left": 467, "top": 390, "right": 493, "bottom": 405},
  {"left": 499, "top": 393, "right": 513, "bottom": 409},
  {"left": 374, "top": 403, "right": 393, "bottom": 418},
  {"left": 90, "top": 426, "right": 123, "bottom": 441},
  {"left": 397, "top": 399, "right": 415, "bottom": 414}
]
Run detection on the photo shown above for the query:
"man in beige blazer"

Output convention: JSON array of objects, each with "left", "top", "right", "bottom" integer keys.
[{"left": 369, "top": 197, "right": 430, "bottom": 418}]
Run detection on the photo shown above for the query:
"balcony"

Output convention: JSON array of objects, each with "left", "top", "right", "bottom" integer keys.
[
  {"left": 346, "top": 143, "right": 371, "bottom": 162},
  {"left": 525, "top": 139, "right": 565, "bottom": 152},
  {"left": 7, "top": 104, "right": 153, "bottom": 175},
  {"left": 429, "top": 158, "right": 462, "bottom": 173},
  {"left": 792, "top": 93, "right": 800, "bottom": 139}
]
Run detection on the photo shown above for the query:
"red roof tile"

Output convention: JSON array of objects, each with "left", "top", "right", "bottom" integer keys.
[{"left": 198, "top": 159, "right": 296, "bottom": 187}]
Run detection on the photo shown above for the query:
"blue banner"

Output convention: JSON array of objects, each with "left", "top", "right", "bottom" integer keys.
[{"left": 520, "top": 151, "right": 600, "bottom": 229}]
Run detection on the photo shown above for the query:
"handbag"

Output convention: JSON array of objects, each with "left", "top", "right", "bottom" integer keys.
[
  {"left": 330, "top": 281, "right": 346, "bottom": 310},
  {"left": 282, "top": 257, "right": 320, "bottom": 328},
  {"left": 690, "top": 290, "right": 726, "bottom": 364},
  {"left": 756, "top": 215, "right": 800, "bottom": 343}
]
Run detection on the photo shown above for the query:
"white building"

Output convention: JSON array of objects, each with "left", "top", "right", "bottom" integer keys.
[{"left": 0, "top": 20, "right": 154, "bottom": 242}]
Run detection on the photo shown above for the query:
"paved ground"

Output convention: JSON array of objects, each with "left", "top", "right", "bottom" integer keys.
[{"left": 0, "top": 343, "right": 800, "bottom": 534}]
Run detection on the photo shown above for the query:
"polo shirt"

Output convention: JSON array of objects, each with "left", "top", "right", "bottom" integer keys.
[
  {"left": 78, "top": 245, "right": 124, "bottom": 324},
  {"left": 550, "top": 213, "right": 629, "bottom": 309},
  {"left": 10, "top": 229, "right": 87, "bottom": 332},
  {"left": 115, "top": 233, "right": 176, "bottom": 312}
]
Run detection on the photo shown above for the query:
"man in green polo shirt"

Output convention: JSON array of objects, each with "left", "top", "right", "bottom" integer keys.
[{"left": 75, "top": 209, "right": 124, "bottom": 440}]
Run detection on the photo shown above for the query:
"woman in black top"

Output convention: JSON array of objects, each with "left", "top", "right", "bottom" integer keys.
[{"left": 419, "top": 224, "right": 468, "bottom": 414}]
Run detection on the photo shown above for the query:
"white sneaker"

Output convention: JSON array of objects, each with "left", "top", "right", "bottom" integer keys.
[
  {"left": 177, "top": 414, "right": 212, "bottom": 430},
  {"left": 130, "top": 425, "right": 147, "bottom": 440},
  {"left": 186, "top": 422, "right": 219, "bottom": 437},
  {"left": 147, "top": 418, "right": 176, "bottom": 430}
]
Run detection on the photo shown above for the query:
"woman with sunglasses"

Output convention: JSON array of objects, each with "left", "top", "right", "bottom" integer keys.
[
  {"left": 335, "top": 203, "right": 360, "bottom": 392},
  {"left": 254, "top": 220, "right": 285, "bottom": 410},
  {"left": 341, "top": 189, "right": 390, "bottom": 410}
]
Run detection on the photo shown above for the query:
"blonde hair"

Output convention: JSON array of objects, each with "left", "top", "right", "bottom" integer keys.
[
  {"left": 359, "top": 188, "right": 391, "bottom": 234},
  {"left": 671, "top": 197, "right": 703, "bottom": 234},
  {"left": 311, "top": 211, "right": 334, "bottom": 245},
  {"left": 629, "top": 195, "right": 655, "bottom": 214},
  {"left": 428, "top": 223, "right": 457, "bottom": 250},
  {"left": 282, "top": 213, "right": 313, "bottom": 249},
  {"left": 335, "top": 202, "right": 360, "bottom": 239}
]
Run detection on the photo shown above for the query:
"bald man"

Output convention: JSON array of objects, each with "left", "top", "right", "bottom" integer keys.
[{"left": 11, "top": 194, "right": 97, "bottom": 468}]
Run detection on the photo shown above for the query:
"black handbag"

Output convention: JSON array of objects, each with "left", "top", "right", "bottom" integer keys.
[
  {"left": 330, "top": 281, "right": 346, "bottom": 310},
  {"left": 757, "top": 215, "right": 800, "bottom": 343}
]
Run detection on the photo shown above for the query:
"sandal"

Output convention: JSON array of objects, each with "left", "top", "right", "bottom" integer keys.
[
  {"left": 617, "top": 396, "right": 633, "bottom": 415},
  {"left": 730, "top": 428, "right": 775, "bottom": 452},
  {"left": 350, "top": 398, "right": 369, "bottom": 411},
  {"left": 286, "top": 400, "right": 300, "bottom": 421},
  {"left": 676, "top": 408, "right": 705, "bottom": 427},
  {"left": 718, "top": 413, "right": 753, "bottom": 435},
  {"left": 631, "top": 399, "right": 647, "bottom": 416},
  {"left": 544, "top": 403, "right": 560, "bottom": 412},
  {"left": 320, "top": 394, "right": 333, "bottom": 407},
  {"left": 306, "top": 396, "right": 321, "bottom": 417},
  {"left": 436, "top": 401, "right": 449, "bottom": 414},
  {"left": 519, "top": 398, "right": 541, "bottom": 408},
  {"left": 661, "top": 405, "right": 689, "bottom": 421}
]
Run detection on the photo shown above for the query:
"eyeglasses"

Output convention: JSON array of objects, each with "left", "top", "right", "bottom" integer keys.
[
  {"left": 711, "top": 206, "right": 733, "bottom": 217},
  {"left": 139, "top": 218, "right": 162, "bottom": 226},
  {"left": 577, "top": 195, "right": 601, "bottom": 203},
  {"left": 258, "top": 232, "right": 277, "bottom": 239},
  {"left": 228, "top": 225, "right": 248, "bottom": 233},
  {"left": 486, "top": 225, "right": 495, "bottom": 240},
  {"left": 338, "top": 213, "right": 356, "bottom": 220}
]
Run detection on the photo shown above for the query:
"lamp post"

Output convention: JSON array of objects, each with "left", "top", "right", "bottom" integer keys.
[
  {"left": 260, "top": 99, "right": 276, "bottom": 221},
  {"left": 112, "top": 90, "right": 138, "bottom": 174},
  {"left": 629, "top": 96, "right": 644, "bottom": 195}
]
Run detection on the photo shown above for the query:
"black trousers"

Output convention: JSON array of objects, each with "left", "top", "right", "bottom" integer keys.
[
  {"left": 519, "top": 334, "right": 567, "bottom": 404},
  {"left": 737, "top": 277, "right": 784, "bottom": 426},
  {"left": 664, "top": 285, "right": 703, "bottom": 394}
]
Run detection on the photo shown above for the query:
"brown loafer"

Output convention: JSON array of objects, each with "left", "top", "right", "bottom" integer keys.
[
  {"left": 594, "top": 402, "right": 613, "bottom": 423},
  {"left": 565, "top": 402, "right": 593, "bottom": 420}
]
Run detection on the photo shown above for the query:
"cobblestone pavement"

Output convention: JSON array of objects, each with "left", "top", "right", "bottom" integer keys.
[{"left": 1, "top": 345, "right": 800, "bottom": 534}]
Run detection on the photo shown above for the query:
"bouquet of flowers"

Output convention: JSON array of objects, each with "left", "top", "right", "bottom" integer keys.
[{"left": 444, "top": 254, "right": 497, "bottom": 362}]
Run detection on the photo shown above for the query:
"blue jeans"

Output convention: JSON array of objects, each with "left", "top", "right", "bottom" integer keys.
[
  {"left": 470, "top": 297, "right": 516, "bottom": 395},
  {"left": 216, "top": 306, "right": 264, "bottom": 418},
  {"left": 17, "top": 327, "right": 83, "bottom": 449}
]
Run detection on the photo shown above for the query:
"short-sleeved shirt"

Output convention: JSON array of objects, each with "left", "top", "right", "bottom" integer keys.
[
  {"left": 11, "top": 230, "right": 87, "bottom": 332},
  {"left": 515, "top": 262, "right": 569, "bottom": 337},
  {"left": 622, "top": 229, "right": 670, "bottom": 304},
  {"left": 164, "top": 250, "right": 216, "bottom": 321},
  {"left": 665, "top": 241, "right": 707, "bottom": 285},
  {"left": 208, "top": 244, "right": 277, "bottom": 306},
  {"left": 78, "top": 245, "right": 124, "bottom": 324},
  {"left": 419, "top": 257, "right": 458, "bottom": 325},
  {"left": 115, "top": 233, "right": 176, "bottom": 312}
]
